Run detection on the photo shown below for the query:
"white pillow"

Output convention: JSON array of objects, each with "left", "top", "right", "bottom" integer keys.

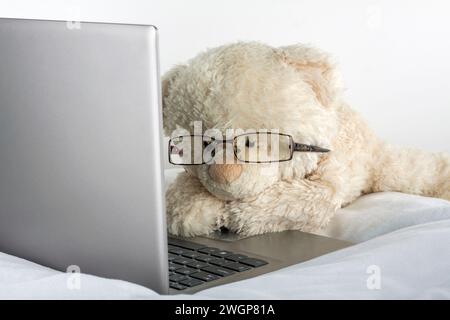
[{"left": 318, "top": 192, "right": 450, "bottom": 243}]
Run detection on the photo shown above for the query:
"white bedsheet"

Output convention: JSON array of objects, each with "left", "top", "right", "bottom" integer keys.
[{"left": 0, "top": 169, "right": 449, "bottom": 299}]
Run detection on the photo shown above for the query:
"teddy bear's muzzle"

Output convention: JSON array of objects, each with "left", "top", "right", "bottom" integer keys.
[{"left": 208, "top": 164, "right": 243, "bottom": 184}]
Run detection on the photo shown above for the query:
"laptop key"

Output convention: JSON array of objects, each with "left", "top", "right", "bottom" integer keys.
[
  {"left": 226, "top": 254, "right": 248, "bottom": 262},
  {"left": 211, "top": 250, "right": 233, "bottom": 258},
  {"left": 195, "top": 254, "right": 216, "bottom": 263},
  {"left": 175, "top": 267, "right": 198, "bottom": 276},
  {"left": 186, "top": 261, "right": 209, "bottom": 269},
  {"left": 172, "top": 257, "right": 195, "bottom": 265},
  {"left": 209, "top": 258, "right": 229, "bottom": 266},
  {"left": 190, "top": 272, "right": 220, "bottom": 282},
  {"left": 169, "top": 273, "right": 188, "bottom": 282},
  {"left": 168, "top": 253, "right": 178, "bottom": 261},
  {"left": 198, "top": 247, "right": 221, "bottom": 254},
  {"left": 169, "top": 262, "right": 183, "bottom": 271},
  {"left": 181, "top": 251, "right": 202, "bottom": 259},
  {"left": 169, "top": 282, "right": 187, "bottom": 290},
  {"left": 240, "top": 258, "right": 268, "bottom": 268},
  {"left": 201, "top": 265, "right": 236, "bottom": 277},
  {"left": 168, "top": 238, "right": 207, "bottom": 251},
  {"left": 169, "top": 247, "right": 186, "bottom": 255},
  {"left": 179, "top": 277, "right": 205, "bottom": 287},
  {"left": 221, "top": 262, "right": 251, "bottom": 272}
]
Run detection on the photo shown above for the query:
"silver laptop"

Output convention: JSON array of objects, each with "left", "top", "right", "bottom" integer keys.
[{"left": 0, "top": 18, "right": 350, "bottom": 295}]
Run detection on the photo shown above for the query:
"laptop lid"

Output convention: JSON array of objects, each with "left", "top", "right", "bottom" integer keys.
[{"left": 0, "top": 18, "right": 168, "bottom": 293}]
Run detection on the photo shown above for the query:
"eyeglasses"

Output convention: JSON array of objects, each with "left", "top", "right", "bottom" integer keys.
[{"left": 168, "top": 132, "right": 330, "bottom": 165}]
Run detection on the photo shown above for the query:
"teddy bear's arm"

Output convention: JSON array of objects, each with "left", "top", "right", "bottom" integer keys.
[
  {"left": 165, "top": 171, "right": 227, "bottom": 237},
  {"left": 224, "top": 178, "right": 341, "bottom": 236}
]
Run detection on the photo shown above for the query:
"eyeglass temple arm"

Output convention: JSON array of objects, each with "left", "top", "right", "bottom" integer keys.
[{"left": 293, "top": 142, "right": 330, "bottom": 153}]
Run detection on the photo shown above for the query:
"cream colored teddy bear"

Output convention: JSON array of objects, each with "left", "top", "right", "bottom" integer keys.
[{"left": 162, "top": 42, "right": 450, "bottom": 237}]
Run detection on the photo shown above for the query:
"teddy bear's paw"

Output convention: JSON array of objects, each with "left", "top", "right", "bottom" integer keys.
[
  {"left": 166, "top": 198, "right": 225, "bottom": 237},
  {"left": 231, "top": 215, "right": 326, "bottom": 237},
  {"left": 166, "top": 198, "right": 228, "bottom": 237},
  {"left": 224, "top": 193, "right": 338, "bottom": 236},
  {"left": 165, "top": 172, "right": 228, "bottom": 237},
  {"left": 167, "top": 217, "right": 218, "bottom": 238},
  {"left": 227, "top": 214, "right": 297, "bottom": 237}
]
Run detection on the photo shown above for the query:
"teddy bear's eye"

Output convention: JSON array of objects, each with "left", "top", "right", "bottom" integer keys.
[{"left": 245, "top": 137, "right": 256, "bottom": 148}]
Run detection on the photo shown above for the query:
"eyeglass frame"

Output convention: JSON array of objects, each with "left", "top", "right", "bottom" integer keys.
[{"left": 168, "top": 131, "right": 331, "bottom": 165}]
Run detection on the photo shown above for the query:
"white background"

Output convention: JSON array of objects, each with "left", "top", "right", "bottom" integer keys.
[{"left": 1, "top": 0, "right": 449, "bottom": 152}]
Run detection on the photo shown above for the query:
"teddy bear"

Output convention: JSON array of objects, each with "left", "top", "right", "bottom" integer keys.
[{"left": 162, "top": 42, "right": 450, "bottom": 237}]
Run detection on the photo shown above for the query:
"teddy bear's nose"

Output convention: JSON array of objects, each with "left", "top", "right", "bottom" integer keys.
[{"left": 208, "top": 164, "right": 243, "bottom": 184}]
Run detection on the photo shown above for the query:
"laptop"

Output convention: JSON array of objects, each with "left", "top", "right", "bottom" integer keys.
[{"left": 0, "top": 17, "right": 351, "bottom": 295}]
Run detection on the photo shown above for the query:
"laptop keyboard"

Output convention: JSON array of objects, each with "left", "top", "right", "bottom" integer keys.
[{"left": 168, "top": 237, "right": 268, "bottom": 290}]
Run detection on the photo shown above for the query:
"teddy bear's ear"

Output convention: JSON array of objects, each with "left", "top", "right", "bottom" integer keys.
[{"left": 277, "top": 45, "right": 342, "bottom": 108}]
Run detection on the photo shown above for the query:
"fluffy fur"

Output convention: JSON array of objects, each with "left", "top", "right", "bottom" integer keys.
[{"left": 162, "top": 42, "right": 450, "bottom": 237}]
